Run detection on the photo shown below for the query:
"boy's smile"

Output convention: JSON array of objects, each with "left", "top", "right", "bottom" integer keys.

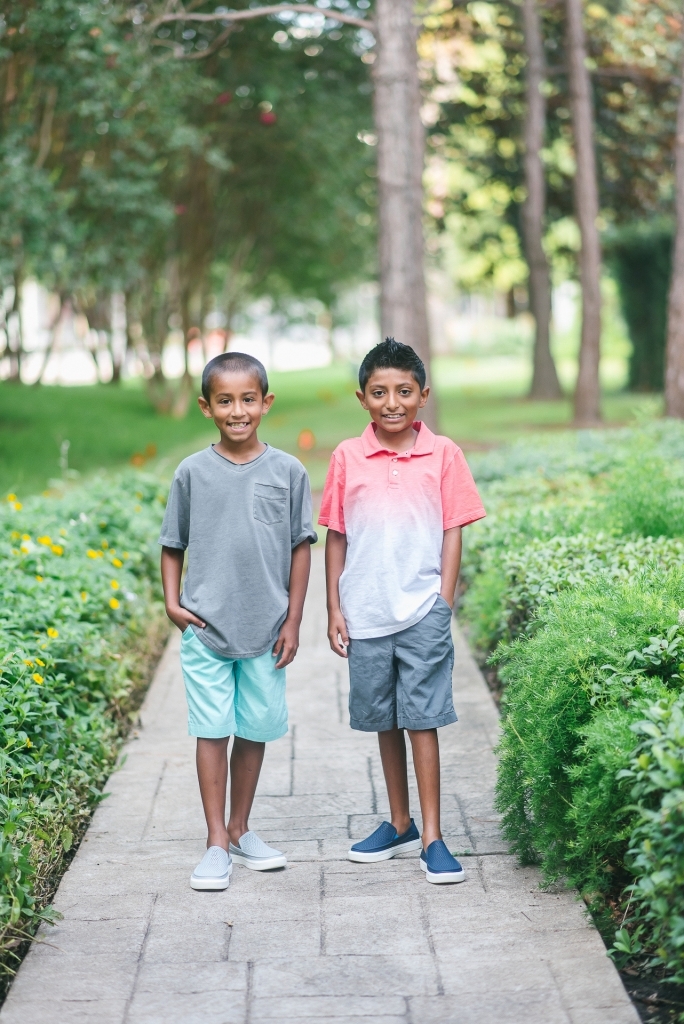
[
  {"left": 357, "top": 367, "right": 430, "bottom": 452},
  {"left": 198, "top": 369, "right": 275, "bottom": 464}
]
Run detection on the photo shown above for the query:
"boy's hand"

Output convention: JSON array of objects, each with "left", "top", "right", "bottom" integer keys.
[
  {"left": 327, "top": 609, "right": 349, "bottom": 658},
  {"left": 165, "top": 603, "right": 206, "bottom": 633},
  {"left": 273, "top": 617, "right": 300, "bottom": 669}
]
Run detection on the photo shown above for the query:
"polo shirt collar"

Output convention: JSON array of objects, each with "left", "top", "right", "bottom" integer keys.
[{"left": 361, "top": 421, "right": 436, "bottom": 457}]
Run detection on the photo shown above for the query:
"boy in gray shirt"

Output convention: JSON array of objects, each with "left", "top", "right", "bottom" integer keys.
[{"left": 160, "top": 352, "right": 316, "bottom": 890}]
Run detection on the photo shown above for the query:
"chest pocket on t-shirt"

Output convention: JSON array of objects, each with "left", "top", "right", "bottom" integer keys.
[{"left": 253, "top": 483, "right": 288, "bottom": 525}]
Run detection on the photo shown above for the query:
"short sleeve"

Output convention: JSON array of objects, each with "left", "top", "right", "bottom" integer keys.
[
  {"left": 441, "top": 447, "right": 486, "bottom": 530},
  {"left": 290, "top": 465, "right": 318, "bottom": 547},
  {"left": 158, "top": 469, "right": 191, "bottom": 549},
  {"left": 318, "top": 452, "right": 346, "bottom": 533}
]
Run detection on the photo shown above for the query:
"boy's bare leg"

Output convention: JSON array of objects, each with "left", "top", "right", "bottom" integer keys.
[
  {"left": 196, "top": 737, "right": 230, "bottom": 850},
  {"left": 377, "top": 727, "right": 412, "bottom": 835},
  {"left": 407, "top": 728, "right": 442, "bottom": 848},
  {"left": 227, "top": 737, "right": 266, "bottom": 847}
]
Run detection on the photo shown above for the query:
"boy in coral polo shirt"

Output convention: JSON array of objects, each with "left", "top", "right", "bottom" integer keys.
[{"left": 319, "top": 338, "right": 485, "bottom": 884}]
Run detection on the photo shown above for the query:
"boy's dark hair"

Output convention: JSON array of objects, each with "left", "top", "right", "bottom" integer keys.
[
  {"left": 358, "top": 337, "right": 426, "bottom": 391},
  {"left": 201, "top": 352, "right": 269, "bottom": 401}
]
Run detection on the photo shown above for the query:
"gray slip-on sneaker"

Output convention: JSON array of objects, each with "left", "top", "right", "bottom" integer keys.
[
  {"left": 229, "top": 831, "right": 287, "bottom": 871},
  {"left": 190, "top": 845, "right": 232, "bottom": 890}
]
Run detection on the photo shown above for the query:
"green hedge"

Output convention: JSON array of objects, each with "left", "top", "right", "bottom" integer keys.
[
  {"left": 0, "top": 474, "right": 168, "bottom": 991},
  {"left": 461, "top": 421, "right": 684, "bottom": 984}
]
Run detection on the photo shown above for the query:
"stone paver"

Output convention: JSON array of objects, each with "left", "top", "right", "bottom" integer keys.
[{"left": 0, "top": 551, "right": 639, "bottom": 1024}]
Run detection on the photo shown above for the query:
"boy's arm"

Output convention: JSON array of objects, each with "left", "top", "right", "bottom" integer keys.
[
  {"left": 160, "top": 546, "right": 206, "bottom": 631},
  {"left": 325, "top": 529, "right": 349, "bottom": 658},
  {"left": 440, "top": 527, "right": 462, "bottom": 608},
  {"left": 273, "top": 540, "right": 312, "bottom": 669}
]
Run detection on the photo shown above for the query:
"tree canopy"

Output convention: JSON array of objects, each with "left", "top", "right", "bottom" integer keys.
[{"left": 0, "top": 0, "right": 377, "bottom": 381}]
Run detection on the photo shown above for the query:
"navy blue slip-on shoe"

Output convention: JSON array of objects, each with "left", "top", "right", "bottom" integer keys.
[
  {"left": 348, "top": 819, "right": 422, "bottom": 863},
  {"left": 420, "top": 840, "right": 466, "bottom": 884}
]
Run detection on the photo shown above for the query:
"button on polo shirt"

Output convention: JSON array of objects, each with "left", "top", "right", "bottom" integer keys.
[{"left": 319, "top": 422, "right": 486, "bottom": 639}]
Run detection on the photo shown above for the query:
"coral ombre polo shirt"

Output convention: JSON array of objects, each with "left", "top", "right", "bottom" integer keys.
[{"left": 318, "top": 421, "right": 486, "bottom": 639}]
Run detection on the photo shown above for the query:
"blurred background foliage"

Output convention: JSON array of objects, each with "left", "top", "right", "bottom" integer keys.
[{"left": 0, "top": 0, "right": 681, "bottom": 492}]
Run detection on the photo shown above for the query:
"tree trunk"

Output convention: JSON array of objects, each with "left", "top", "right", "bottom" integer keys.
[
  {"left": 33, "top": 294, "right": 66, "bottom": 385},
  {"left": 566, "top": 0, "right": 602, "bottom": 425},
  {"left": 6, "top": 268, "right": 25, "bottom": 382},
  {"left": 522, "top": 0, "right": 562, "bottom": 400},
  {"left": 665, "top": 23, "right": 684, "bottom": 419},
  {"left": 373, "top": 0, "right": 437, "bottom": 430}
]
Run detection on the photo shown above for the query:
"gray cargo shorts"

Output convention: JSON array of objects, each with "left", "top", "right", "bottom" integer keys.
[{"left": 347, "top": 595, "right": 457, "bottom": 732}]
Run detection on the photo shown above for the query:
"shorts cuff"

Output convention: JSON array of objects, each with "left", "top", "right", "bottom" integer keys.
[
  {"left": 189, "top": 725, "right": 235, "bottom": 739},
  {"left": 349, "top": 717, "right": 397, "bottom": 733},
  {"left": 397, "top": 711, "right": 458, "bottom": 731},
  {"left": 235, "top": 725, "right": 288, "bottom": 743}
]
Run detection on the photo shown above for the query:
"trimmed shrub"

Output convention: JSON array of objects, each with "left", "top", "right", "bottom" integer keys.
[
  {"left": 0, "top": 474, "right": 168, "bottom": 989},
  {"left": 620, "top": 692, "right": 684, "bottom": 981},
  {"left": 495, "top": 570, "right": 684, "bottom": 891}
]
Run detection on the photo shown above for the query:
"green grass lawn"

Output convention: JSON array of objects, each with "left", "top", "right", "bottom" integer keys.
[{"left": 0, "top": 359, "right": 664, "bottom": 497}]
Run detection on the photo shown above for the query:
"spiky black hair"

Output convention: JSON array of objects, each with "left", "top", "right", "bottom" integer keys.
[
  {"left": 201, "top": 352, "right": 269, "bottom": 401},
  {"left": 358, "top": 337, "right": 426, "bottom": 391}
]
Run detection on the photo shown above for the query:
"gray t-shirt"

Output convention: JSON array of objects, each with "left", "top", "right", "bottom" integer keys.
[{"left": 159, "top": 445, "right": 317, "bottom": 658}]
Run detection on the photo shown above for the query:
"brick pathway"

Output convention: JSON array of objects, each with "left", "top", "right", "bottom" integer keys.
[{"left": 0, "top": 552, "right": 640, "bottom": 1024}]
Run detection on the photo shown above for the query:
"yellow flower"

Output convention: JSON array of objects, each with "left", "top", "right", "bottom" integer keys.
[
  {"left": 47, "top": 628, "right": 59, "bottom": 639},
  {"left": 112, "top": 558, "right": 123, "bottom": 568},
  {"left": 26, "top": 737, "right": 32, "bottom": 747},
  {"left": 110, "top": 579, "right": 119, "bottom": 590},
  {"left": 20, "top": 543, "right": 30, "bottom": 554},
  {"left": 81, "top": 591, "right": 88, "bottom": 601},
  {"left": 10, "top": 531, "right": 20, "bottom": 541},
  {"left": 101, "top": 540, "right": 109, "bottom": 549},
  {"left": 35, "top": 658, "right": 45, "bottom": 666},
  {"left": 21, "top": 534, "right": 30, "bottom": 541},
  {"left": 122, "top": 551, "right": 129, "bottom": 559},
  {"left": 7, "top": 493, "right": 16, "bottom": 502},
  {"left": 86, "top": 549, "right": 99, "bottom": 559},
  {"left": 37, "top": 535, "right": 52, "bottom": 546},
  {"left": 23, "top": 659, "right": 33, "bottom": 667},
  {"left": 32, "top": 673, "right": 44, "bottom": 685},
  {"left": 109, "top": 597, "right": 120, "bottom": 609},
  {"left": 35, "top": 575, "right": 43, "bottom": 582},
  {"left": 59, "top": 528, "right": 67, "bottom": 537},
  {"left": 13, "top": 502, "right": 22, "bottom": 511},
  {"left": 134, "top": 505, "right": 141, "bottom": 513},
  {"left": 51, "top": 544, "right": 64, "bottom": 556}
]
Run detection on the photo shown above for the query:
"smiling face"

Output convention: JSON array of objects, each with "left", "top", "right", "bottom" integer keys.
[
  {"left": 198, "top": 369, "right": 274, "bottom": 450},
  {"left": 356, "top": 367, "right": 429, "bottom": 440}
]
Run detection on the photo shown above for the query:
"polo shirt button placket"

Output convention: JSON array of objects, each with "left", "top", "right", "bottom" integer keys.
[{"left": 389, "top": 456, "right": 400, "bottom": 487}]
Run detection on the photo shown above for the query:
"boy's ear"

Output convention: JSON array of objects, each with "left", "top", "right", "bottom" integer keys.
[
  {"left": 356, "top": 388, "right": 370, "bottom": 411},
  {"left": 262, "top": 392, "right": 275, "bottom": 413},
  {"left": 418, "top": 385, "right": 430, "bottom": 408},
  {"left": 198, "top": 395, "right": 214, "bottom": 419}
]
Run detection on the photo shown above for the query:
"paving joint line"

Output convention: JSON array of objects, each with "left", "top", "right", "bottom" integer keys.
[
  {"left": 140, "top": 758, "right": 167, "bottom": 842},
  {"left": 245, "top": 960, "right": 255, "bottom": 1024},
  {"left": 418, "top": 892, "right": 444, "bottom": 997},
  {"left": 289, "top": 725, "right": 296, "bottom": 797},
  {"left": 319, "top": 864, "right": 327, "bottom": 955},
  {"left": 366, "top": 756, "right": 378, "bottom": 815},
  {"left": 121, "top": 891, "right": 158, "bottom": 1024}
]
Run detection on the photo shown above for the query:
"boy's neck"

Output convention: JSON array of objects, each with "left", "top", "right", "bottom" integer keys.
[
  {"left": 373, "top": 422, "right": 418, "bottom": 453},
  {"left": 214, "top": 434, "right": 266, "bottom": 465}
]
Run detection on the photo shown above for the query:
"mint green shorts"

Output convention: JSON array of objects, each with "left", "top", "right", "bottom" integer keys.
[{"left": 179, "top": 628, "right": 287, "bottom": 741}]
